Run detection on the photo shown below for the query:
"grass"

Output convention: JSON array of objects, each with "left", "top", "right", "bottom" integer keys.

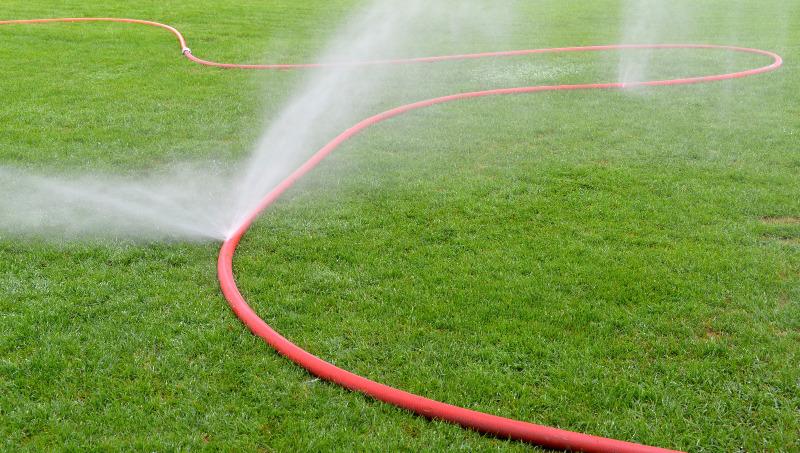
[{"left": 1, "top": 0, "right": 799, "bottom": 451}]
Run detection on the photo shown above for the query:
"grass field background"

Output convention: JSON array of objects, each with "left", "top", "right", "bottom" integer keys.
[{"left": 1, "top": 1, "right": 799, "bottom": 451}]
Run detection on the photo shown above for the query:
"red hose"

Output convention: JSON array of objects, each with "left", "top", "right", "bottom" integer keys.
[{"left": 1, "top": 17, "right": 783, "bottom": 453}]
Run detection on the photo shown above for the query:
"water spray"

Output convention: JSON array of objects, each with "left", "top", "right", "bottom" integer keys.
[{"left": 0, "top": 17, "right": 782, "bottom": 453}]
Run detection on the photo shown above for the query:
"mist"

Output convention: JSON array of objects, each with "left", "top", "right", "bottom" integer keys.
[
  {"left": 230, "top": 0, "right": 513, "bottom": 229},
  {"left": 0, "top": 0, "right": 513, "bottom": 242},
  {"left": 617, "top": 0, "right": 795, "bottom": 86},
  {"left": 0, "top": 164, "right": 232, "bottom": 241},
  {"left": 617, "top": 0, "right": 692, "bottom": 85}
]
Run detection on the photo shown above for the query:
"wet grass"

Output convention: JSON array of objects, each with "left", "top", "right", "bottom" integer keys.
[{"left": 1, "top": 0, "right": 799, "bottom": 451}]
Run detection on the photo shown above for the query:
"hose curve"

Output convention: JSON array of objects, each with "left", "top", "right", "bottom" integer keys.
[{"left": 0, "top": 17, "right": 783, "bottom": 453}]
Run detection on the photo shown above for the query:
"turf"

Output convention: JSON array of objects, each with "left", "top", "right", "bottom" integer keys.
[{"left": 1, "top": 1, "right": 799, "bottom": 451}]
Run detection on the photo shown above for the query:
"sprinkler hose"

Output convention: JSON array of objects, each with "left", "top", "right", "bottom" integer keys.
[{"left": 0, "top": 17, "right": 783, "bottom": 453}]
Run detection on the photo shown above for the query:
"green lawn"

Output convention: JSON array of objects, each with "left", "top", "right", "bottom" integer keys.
[{"left": 1, "top": 1, "right": 799, "bottom": 451}]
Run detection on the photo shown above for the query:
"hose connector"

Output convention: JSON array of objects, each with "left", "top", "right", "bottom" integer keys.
[{"left": 182, "top": 47, "right": 191, "bottom": 55}]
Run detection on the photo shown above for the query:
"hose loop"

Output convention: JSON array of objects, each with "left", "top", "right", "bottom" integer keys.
[{"left": 0, "top": 17, "right": 783, "bottom": 453}]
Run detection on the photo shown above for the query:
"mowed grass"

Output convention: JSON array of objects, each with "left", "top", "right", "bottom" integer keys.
[{"left": 1, "top": 1, "right": 799, "bottom": 451}]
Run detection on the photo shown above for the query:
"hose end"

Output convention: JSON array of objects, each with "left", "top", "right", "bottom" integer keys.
[{"left": 182, "top": 47, "right": 191, "bottom": 55}]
